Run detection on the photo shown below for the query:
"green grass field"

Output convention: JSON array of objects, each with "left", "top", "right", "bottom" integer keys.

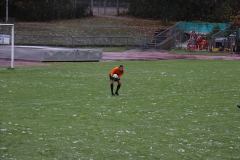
[
  {"left": 170, "top": 49, "right": 232, "bottom": 56},
  {"left": 1, "top": 60, "right": 240, "bottom": 159}
]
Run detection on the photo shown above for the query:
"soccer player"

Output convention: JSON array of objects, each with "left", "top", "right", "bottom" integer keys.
[{"left": 109, "top": 65, "right": 124, "bottom": 96}]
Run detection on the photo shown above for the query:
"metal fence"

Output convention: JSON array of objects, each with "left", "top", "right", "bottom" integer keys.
[
  {"left": 72, "top": 36, "right": 134, "bottom": 47},
  {"left": 210, "top": 25, "right": 231, "bottom": 48},
  {"left": 140, "top": 22, "right": 185, "bottom": 49},
  {"left": 14, "top": 21, "right": 232, "bottom": 50},
  {"left": 92, "top": 0, "right": 129, "bottom": 15}
]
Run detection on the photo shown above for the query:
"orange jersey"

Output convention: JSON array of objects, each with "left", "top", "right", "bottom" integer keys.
[{"left": 110, "top": 67, "right": 124, "bottom": 78}]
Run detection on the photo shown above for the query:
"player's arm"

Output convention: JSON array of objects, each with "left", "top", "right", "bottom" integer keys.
[
  {"left": 118, "top": 71, "right": 124, "bottom": 79},
  {"left": 118, "top": 73, "right": 122, "bottom": 79},
  {"left": 110, "top": 67, "right": 117, "bottom": 76}
]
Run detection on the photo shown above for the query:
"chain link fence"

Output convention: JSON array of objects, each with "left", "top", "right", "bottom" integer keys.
[{"left": 92, "top": 0, "right": 129, "bottom": 15}]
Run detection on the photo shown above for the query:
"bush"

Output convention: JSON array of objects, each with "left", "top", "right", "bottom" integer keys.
[{"left": 1, "top": 0, "right": 90, "bottom": 22}]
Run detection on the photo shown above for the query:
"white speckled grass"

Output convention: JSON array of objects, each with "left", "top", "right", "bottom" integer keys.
[{"left": 0, "top": 60, "right": 240, "bottom": 159}]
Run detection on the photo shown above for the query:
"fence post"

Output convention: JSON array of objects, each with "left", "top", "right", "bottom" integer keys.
[
  {"left": 98, "top": 0, "right": 100, "bottom": 12},
  {"left": 72, "top": 36, "right": 75, "bottom": 47},
  {"left": 131, "top": 37, "right": 134, "bottom": 47},
  {"left": 154, "top": 36, "right": 156, "bottom": 46},
  {"left": 104, "top": 0, "right": 106, "bottom": 15},
  {"left": 43, "top": 35, "right": 46, "bottom": 46},
  {"left": 91, "top": 0, "right": 93, "bottom": 15},
  {"left": 116, "top": 0, "right": 119, "bottom": 15},
  {"left": 110, "top": 37, "right": 112, "bottom": 46},
  {"left": 140, "top": 36, "right": 143, "bottom": 48},
  {"left": 173, "top": 33, "right": 175, "bottom": 49},
  {"left": 92, "top": 37, "right": 94, "bottom": 46},
  {"left": 210, "top": 37, "right": 213, "bottom": 49},
  {"left": 180, "top": 35, "right": 182, "bottom": 49}
]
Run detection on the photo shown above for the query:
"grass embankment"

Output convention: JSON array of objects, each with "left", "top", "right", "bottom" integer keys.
[
  {"left": 15, "top": 16, "right": 170, "bottom": 48},
  {"left": 15, "top": 16, "right": 167, "bottom": 37}
]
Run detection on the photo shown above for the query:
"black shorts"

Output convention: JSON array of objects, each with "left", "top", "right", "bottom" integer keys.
[{"left": 109, "top": 74, "right": 119, "bottom": 81}]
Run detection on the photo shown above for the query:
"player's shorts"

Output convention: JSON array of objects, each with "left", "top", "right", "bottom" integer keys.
[{"left": 109, "top": 74, "right": 119, "bottom": 81}]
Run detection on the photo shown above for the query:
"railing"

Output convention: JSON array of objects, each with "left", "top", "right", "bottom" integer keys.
[
  {"left": 156, "top": 21, "right": 183, "bottom": 37},
  {"left": 140, "top": 21, "right": 184, "bottom": 49},
  {"left": 72, "top": 36, "right": 135, "bottom": 47},
  {"left": 210, "top": 25, "right": 231, "bottom": 48}
]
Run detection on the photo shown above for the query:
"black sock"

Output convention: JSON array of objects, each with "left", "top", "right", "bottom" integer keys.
[
  {"left": 116, "top": 84, "right": 121, "bottom": 93},
  {"left": 110, "top": 84, "right": 114, "bottom": 94}
]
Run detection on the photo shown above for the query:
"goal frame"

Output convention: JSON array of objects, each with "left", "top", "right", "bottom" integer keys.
[{"left": 0, "top": 24, "right": 14, "bottom": 69}]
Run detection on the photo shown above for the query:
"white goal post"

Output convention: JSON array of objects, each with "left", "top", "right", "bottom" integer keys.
[{"left": 0, "top": 24, "right": 14, "bottom": 69}]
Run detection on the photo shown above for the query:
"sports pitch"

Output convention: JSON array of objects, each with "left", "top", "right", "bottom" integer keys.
[{"left": 0, "top": 60, "right": 240, "bottom": 159}]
